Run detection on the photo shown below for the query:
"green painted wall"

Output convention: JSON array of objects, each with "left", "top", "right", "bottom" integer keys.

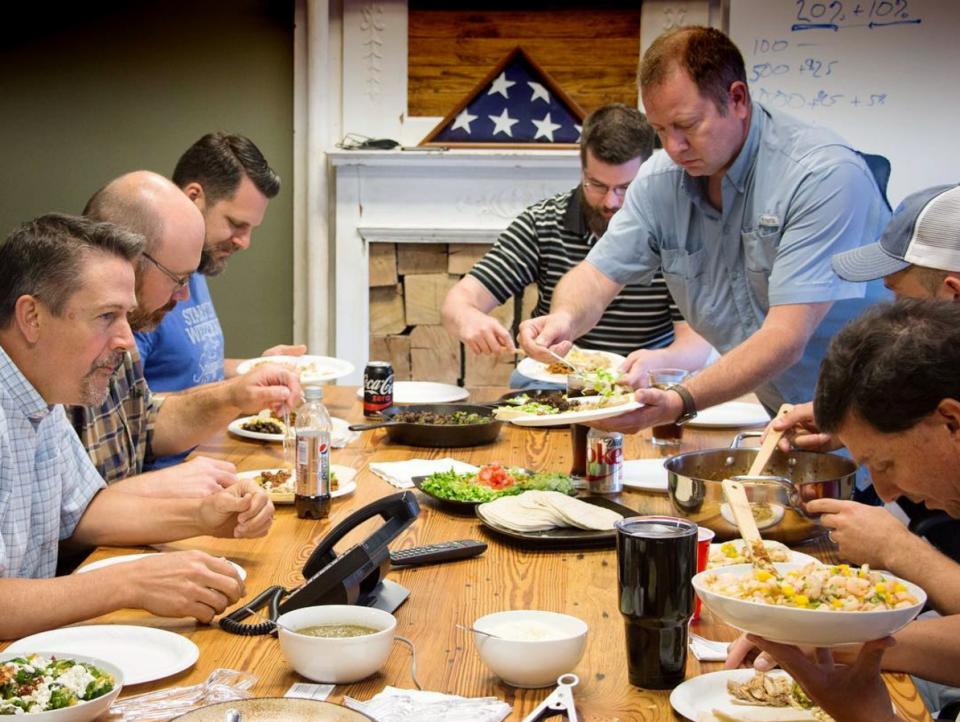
[{"left": 0, "top": 1, "right": 295, "bottom": 358}]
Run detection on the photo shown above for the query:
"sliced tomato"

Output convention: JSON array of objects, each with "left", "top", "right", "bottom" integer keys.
[{"left": 476, "top": 463, "right": 516, "bottom": 490}]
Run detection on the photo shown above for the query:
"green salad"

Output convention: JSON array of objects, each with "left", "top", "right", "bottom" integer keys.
[
  {"left": 0, "top": 653, "right": 115, "bottom": 714},
  {"left": 420, "top": 464, "right": 576, "bottom": 503}
]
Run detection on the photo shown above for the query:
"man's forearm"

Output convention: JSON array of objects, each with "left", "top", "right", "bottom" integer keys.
[
  {"left": 70, "top": 486, "right": 203, "bottom": 547},
  {"left": 550, "top": 261, "right": 622, "bottom": 338},
  {"left": 655, "top": 323, "right": 714, "bottom": 371},
  {"left": 0, "top": 574, "right": 131, "bottom": 640},
  {"left": 884, "top": 535, "right": 960, "bottom": 615},
  {"left": 883, "top": 616, "right": 960, "bottom": 686},
  {"left": 151, "top": 381, "right": 239, "bottom": 455},
  {"left": 223, "top": 358, "right": 241, "bottom": 378},
  {"left": 684, "top": 303, "right": 830, "bottom": 410}
]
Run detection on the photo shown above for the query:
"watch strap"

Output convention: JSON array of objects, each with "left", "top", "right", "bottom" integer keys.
[{"left": 670, "top": 384, "right": 697, "bottom": 425}]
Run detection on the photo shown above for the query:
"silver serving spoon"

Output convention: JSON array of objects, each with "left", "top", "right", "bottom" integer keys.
[
  {"left": 235, "top": 603, "right": 297, "bottom": 634},
  {"left": 456, "top": 623, "right": 501, "bottom": 639}
]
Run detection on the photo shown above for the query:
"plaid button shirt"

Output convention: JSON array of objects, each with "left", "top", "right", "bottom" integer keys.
[
  {"left": 69, "top": 349, "right": 164, "bottom": 484},
  {"left": 0, "top": 345, "right": 105, "bottom": 578}
]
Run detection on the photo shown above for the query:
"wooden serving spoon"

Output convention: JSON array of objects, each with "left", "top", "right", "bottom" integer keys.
[
  {"left": 745, "top": 403, "right": 795, "bottom": 478},
  {"left": 721, "top": 478, "right": 776, "bottom": 572}
]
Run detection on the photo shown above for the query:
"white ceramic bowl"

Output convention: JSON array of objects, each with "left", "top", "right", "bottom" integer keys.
[
  {"left": 693, "top": 562, "right": 926, "bottom": 646},
  {"left": 472, "top": 610, "right": 588, "bottom": 688},
  {"left": 276, "top": 605, "right": 396, "bottom": 683},
  {"left": 0, "top": 652, "right": 123, "bottom": 721}
]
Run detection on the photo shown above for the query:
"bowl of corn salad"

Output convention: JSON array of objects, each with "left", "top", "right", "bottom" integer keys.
[{"left": 693, "top": 561, "right": 926, "bottom": 646}]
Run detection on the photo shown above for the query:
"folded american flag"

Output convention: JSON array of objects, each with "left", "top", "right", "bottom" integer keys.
[{"left": 422, "top": 47, "right": 585, "bottom": 146}]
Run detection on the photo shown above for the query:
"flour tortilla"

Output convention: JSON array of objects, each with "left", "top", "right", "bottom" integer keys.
[{"left": 478, "top": 490, "right": 622, "bottom": 532}]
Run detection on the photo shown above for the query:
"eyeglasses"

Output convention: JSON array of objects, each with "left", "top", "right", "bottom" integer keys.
[
  {"left": 582, "top": 176, "right": 632, "bottom": 198},
  {"left": 143, "top": 253, "right": 191, "bottom": 291}
]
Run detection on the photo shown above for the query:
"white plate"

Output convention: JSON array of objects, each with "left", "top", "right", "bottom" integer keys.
[
  {"left": 502, "top": 399, "right": 642, "bottom": 427},
  {"left": 7, "top": 625, "right": 199, "bottom": 685},
  {"left": 77, "top": 553, "right": 246, "bottom": 580},
  {"left": 706, "top": 541, "right": 819, "bottom": 570},
  {"left": 354, "top": 381, "right": 469, "bottom": 404},
  {"left": 671, "top": 668, "right": 801, "bottom": 720},
  {"left": 235, "top": 354, "right": 355, "bottom": 383},
  {"left": 688, "top": 401, "right": 770, "bottom": 428},
  {"left": 621, "top": 458, "right": 669, "bottom": 492},
  {"left": 237, "top": 466, "right": 357, "bottom": 504},
  {"left": 515, "top": 350, "right": 626, "bottom": 384},
  {"left": 228, "top": 416, "right": 353, "bottom": 446}
]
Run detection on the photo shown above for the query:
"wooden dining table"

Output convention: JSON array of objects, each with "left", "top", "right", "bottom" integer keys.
[{"left": 13, "top": 386, "right": 933, "bottom": 721}]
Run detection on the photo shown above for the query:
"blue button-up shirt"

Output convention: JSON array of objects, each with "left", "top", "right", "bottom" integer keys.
[
  {"left": 0, "top": 345, "right": 105, "bottom": 578},
  {"left": 588, "top": 102, "right": 891, "bottom": 409}
]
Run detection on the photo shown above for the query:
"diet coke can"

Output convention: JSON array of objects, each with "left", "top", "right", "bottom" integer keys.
[
  {"left": 363, "top": 361, "right": 394, "bottom": 417},
  {"left": 586, "top": 428, "right": 624, "bottom": 493}
]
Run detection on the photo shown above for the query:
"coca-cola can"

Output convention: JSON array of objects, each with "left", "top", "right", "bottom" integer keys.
[
  {"left": 363, "top": 361, "right": 394, "bottom": 417},
  {"left": 586, "top": 428, "right": 624, "bottom": 493}
]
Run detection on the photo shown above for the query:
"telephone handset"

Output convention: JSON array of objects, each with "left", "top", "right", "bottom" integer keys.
[{"left": 220, "top": 491, "right": 420, "bottom": 635}]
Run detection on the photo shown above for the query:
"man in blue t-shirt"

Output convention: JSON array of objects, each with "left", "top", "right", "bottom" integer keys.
[{"left": 136, "top": 133, "right": 303, "bottom": 468}]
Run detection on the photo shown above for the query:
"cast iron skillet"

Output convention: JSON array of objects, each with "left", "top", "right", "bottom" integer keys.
[{"left": 348, "top": 404, "right": 502, "bottom": 447}]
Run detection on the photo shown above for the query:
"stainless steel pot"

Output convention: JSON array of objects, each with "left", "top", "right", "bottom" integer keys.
[{"left": 664, "top": 432, "right": 857, "bottom": 544}]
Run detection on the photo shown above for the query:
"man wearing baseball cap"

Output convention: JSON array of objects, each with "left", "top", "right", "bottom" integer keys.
[{"left": 831, "top": 183, "right": 960, "bottom": 298}]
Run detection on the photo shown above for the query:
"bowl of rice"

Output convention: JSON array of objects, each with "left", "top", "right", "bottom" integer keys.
[{"left": 693, "top": 561, "right": 926, "bottom": 646}]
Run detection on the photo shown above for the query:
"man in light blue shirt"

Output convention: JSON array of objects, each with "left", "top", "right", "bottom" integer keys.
[
  {"left": 0, "top": 214, "right": 275, "bottom": 640},
  {"left": 519, "top": 26, "right": 890, "bottom": 428}
]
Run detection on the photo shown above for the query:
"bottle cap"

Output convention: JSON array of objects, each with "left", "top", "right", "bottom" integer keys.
[{"left": 303, "top": 386, "right": 324, "bottom": 400}]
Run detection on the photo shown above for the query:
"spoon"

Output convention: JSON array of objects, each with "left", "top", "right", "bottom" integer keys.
[
  {"left": 456, "top": 623, "right": 501, "bottom": 639},
  {"left": 235, "top": 604, "right": 297, "bottom": 634},
  {"left": 543, "top": 347, "right": 588, "bottom": 376},
  {"left": 745, "top": 403, "right": 795, "bottom": 478},
  {"left": 721, "top": 478, "right": 776, "bottom": 572}
]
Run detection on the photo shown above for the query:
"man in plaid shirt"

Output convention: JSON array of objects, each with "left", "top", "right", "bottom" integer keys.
[{"left": 69, "top": 171, "right": 300, "bottom": 493}]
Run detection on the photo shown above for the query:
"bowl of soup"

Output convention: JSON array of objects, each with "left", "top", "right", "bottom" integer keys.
[{"left": 276, "top": 605, "right": 397, "bottom": 683}]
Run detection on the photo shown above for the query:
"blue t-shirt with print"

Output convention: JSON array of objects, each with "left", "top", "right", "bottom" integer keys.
[{"left": 135, "top": 273, "right": 224, "bottom": 469}]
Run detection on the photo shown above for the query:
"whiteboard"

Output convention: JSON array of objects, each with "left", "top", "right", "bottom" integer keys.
[{"left": 729, "top": 0, "right": 960, "bottom": 205}]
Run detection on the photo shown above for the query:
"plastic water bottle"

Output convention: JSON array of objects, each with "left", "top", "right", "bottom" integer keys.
[{"left": 294, "top": 386, "right": 332, "bottom": 519}]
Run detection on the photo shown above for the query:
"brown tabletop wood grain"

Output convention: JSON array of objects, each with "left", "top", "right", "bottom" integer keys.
[{"left": 12, "top": 386, "right": 933, "bottom": 721}]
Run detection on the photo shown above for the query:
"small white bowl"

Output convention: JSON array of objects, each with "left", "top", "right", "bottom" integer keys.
[
  {"left": 693, "top": 562, "right": 926, "bottom": 646},
  {"left": 0, "top": 652, "right": 123, "bottom": 721},
  {"left": 277, "top": 605, "right": 396, "bottom": 683},
  {"left": 473, "top": 610, "right": 588, "bottom": 688}
]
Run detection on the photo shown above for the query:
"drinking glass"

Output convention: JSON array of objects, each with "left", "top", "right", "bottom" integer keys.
[{"left": 648, "top": 368, "right": 691, "bottom": 446}]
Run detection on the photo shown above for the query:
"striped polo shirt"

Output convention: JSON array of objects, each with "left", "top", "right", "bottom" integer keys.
[{"left": 468, "top": 188, "right": 681, "bottom": 356}]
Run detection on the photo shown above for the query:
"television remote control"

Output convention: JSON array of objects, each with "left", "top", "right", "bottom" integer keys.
[{"left": 390, "top": 539, "right": 487, "bottom": 567}]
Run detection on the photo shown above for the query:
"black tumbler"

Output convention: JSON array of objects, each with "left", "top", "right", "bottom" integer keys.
[{"left": 615, "top": 515, "right": 698, "bottom": 689}]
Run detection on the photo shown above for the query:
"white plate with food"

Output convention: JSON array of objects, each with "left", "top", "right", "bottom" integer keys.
[
  {"left": 237, "top": 466, "right": 357, "bottom": 504},
  {"left": 228, "top": 414, "right": 353, "bottom": 446},
  {"left": 707, "top": 541, "right": 818, "bottom": 570},
  {"left": 516, "top": 348, "right": 626, "bottom": 385},
  {"left": 0, "top": 651, "right": 123, "bottom": 720},
  {"left": 7, "top": 625, "right": 199, "bottom": 686},
  {"left": 495, "top": 395, "right": 642, "bottom": 427},
  {"left": 621, "top": 458, "right": 669, "bottom": 492},
  {"left": 353, "top": 381, "right": 469, "bottom": 404},
  {"left": 688, "top": 401, "right": 770, "bottom": 428},
  {"left": 693, "top": 561, "right": 926, "bottom": 646},
  {"left": 77, "top": 553, "right": 246, "bottom": 580},
  {"left": 670, "top": 668, "right": 827, "bottom": 721},
  {"left": 236, "top": 354, "right": 355, "bottom": 383}
]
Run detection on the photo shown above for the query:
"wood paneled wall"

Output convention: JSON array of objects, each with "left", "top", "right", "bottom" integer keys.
[{"left": 408, "top": 7, "right": 642, "bottom": 118}]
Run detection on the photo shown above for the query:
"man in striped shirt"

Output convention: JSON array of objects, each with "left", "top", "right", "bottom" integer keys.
[{"left": 442, "top": 104, "right": 711, "bottom": 387}]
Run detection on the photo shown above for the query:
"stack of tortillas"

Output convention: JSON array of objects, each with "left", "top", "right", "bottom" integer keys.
[{"left": 478, "top": 490, "right": 623, "bottom": 532}]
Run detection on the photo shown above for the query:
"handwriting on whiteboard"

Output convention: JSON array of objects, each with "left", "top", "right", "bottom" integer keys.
[{"left": 791, "top": 0, "right": 922, "bottom": 31}]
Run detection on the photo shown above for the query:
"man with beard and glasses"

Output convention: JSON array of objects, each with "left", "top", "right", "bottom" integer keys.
[
  {"left": 442, "top": 104, "right": 711, "bottom": 388},
  {"left": 72, "top": 171, "right": 301, "bottom": 490},
  {"left": 0, "top": 214, "right": 274, "bottom": 639},
  {"left": 135, "top": 132, "right": 299, "bottom": 397}
]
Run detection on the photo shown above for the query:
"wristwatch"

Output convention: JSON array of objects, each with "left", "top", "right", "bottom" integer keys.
[{"left": 669, "top": 384, "right": 698, "bottom": 425}]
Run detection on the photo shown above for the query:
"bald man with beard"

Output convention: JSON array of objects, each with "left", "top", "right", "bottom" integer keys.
[{"left": 70, "top": 171, "right": 301, "bottom": 495}]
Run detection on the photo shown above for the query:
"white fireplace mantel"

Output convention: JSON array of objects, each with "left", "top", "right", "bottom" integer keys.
[{"left": 330, "top": 148, "right": 580, "bottom": 384}]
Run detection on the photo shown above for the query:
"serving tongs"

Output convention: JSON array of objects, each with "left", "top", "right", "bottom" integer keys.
[
  {"left": 522, "top": 673, "right": 579, "bottom": 722},
  {"left": 721, "top": 478, "right": 777, "bottom": 573}
]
